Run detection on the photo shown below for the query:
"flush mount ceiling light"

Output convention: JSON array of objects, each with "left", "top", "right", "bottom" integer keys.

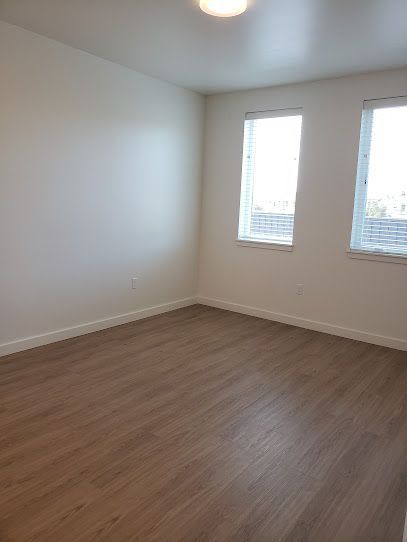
[{"left": 199, "top": 0, "right": 247, "bottom": 17}]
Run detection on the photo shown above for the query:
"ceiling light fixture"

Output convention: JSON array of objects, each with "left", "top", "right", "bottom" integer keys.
[{"left": 199, "top": 0, "right": 247, "bottom": 17}]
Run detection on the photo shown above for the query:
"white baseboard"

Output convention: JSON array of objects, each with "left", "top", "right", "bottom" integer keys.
[
  {"left": 0, "top": 297, "right": 197, "bottom": 358},
  {"left": 197, "top": 296, "right": 407, "bottom": 352},
  {"left": 3, "top": 295, "right": 405, "bottom": 357}
]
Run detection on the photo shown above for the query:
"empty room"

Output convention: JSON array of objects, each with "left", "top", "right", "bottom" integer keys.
[{"left": 0, "top": 0, "right": 406, "bottom": 540}]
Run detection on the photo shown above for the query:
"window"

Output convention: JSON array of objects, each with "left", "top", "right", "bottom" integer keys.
[
  {"left": 350, "top": 97, "right": 407, "bottom": 257},
  {"left": 238, "top": 109, "right": 303, "bottom": 247}
]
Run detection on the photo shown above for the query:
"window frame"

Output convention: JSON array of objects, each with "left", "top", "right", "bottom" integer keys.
[
  {"left": 349, "top": 96, "right": 407, "bottom": 261},
  {"left": 236, "top": 107, "right": 303, "bottom": 250}
]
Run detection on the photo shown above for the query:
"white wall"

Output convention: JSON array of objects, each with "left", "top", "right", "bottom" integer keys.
[
  {"left": 0, "top": 22, "right": 204, "bottom": 353},
  {"left": 199, "top": 69, "right": 407, "bottom": 348}
]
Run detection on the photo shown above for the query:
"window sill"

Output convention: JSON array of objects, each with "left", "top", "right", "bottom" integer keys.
[
  {"left": 236, "top": 239, "right": 294, "bottom": 252},
  {"left": 347, "top": 249, "right": 407, "bottom": 265}
]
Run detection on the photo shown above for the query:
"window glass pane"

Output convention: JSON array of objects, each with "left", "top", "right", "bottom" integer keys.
[
  {"left": 366, "top": 107, "right": 407, "bottom": 220},
  {"left": 351, "top": 103, "right": 407, "bottom": 256},
  {"left": 238, "top": 113, "right": 302, "bottom": 244}
]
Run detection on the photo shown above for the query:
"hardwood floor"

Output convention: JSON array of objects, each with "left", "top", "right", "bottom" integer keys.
[{"left": 0, "top": 305, "right": 406, "bottom": 541}]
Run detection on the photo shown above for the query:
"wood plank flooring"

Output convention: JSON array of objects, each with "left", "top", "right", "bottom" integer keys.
[{"left": 0, "top": 305, "right": 406, "bottom": 541}]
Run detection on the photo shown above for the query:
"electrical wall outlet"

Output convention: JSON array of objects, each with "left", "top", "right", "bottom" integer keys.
[
  {"left": 131, "top": 278, "right": 138, "bottom": 290},
  {"left": 296, "top": 284, "right": 304, "bottom": 296}
]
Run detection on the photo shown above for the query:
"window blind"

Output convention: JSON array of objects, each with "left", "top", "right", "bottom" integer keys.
[
  {"left": 350, "top": 97, "right": 407, "bottom": 256},
  {"left": 238, "top": 109, "right": 303, "bottom": 245}
]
